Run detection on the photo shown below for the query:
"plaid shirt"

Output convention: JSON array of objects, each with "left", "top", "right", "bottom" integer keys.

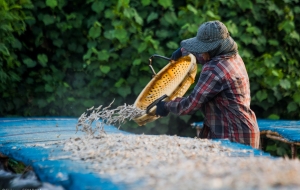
[{"left": 165, "top": 51, "right": 260, "bottom": 148}]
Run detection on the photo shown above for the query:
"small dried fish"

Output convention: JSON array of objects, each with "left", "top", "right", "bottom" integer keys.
[
  {"left": 76, "top": 100, "right": 145, "bottom": 135},
  {"left": 61, "top": 133, "right": 300, "bottom": 190},
  {"left": 87, "top": 106, "right": 94, "bottom": 111},
  {"left": 63, "top": 101, "right": 300, "bottom": 190}
]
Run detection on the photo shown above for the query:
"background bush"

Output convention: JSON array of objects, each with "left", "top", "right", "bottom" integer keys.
[{"left": 1, "top": 0, "right": 300, "bottom": 138}]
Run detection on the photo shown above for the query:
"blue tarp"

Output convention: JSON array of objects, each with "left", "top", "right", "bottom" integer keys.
[
  {"left": 258, "top": 119, "right": 300, "bottom": 142},
  {"left": 0, "top": 117, "right": 272, "bottom": 189},
  {"left": 192, "top": 119, "right": 300, "bottom": 143},
  {"left": 0, "top": 118, "right": 128, "bottom": 190}
]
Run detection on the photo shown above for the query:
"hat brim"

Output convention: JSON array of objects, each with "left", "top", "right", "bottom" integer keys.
[{"left": 180, "top": 36, "right": 235, "bottom": 54}]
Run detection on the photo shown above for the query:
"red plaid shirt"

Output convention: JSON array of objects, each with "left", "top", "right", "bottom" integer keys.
[{"left": 165, "top": 52, "right": 260, "bottom": 148}]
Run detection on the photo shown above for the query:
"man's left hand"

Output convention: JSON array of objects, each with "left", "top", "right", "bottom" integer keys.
[{"left": 170, "top": 48, "right": 182, "bottom": 61}]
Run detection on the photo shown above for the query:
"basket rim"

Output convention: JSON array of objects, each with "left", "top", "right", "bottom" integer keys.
[{"left": 133, "top": 54, "right": 197, "bottom": 108}]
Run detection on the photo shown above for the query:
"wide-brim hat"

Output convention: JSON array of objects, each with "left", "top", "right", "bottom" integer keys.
[{"left": 181, "top": 21, "right": 235, "bottom": 54}]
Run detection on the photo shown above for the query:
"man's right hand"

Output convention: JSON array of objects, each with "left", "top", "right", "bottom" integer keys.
[
  {"left": 155, "top": 101, "right": 169, "bottom": 117},
  {"left": 170, "top": 48, "right": 182, "bottom": 61}
]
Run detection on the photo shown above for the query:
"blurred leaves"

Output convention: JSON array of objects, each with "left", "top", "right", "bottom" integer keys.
[
  {"left": 0, "top": 0, "right": 300, "bottom": 138},
  {"left": 37, "top": 54, "right": 48, "bottom": 67},
  {"left": 91, "top": 1, "right": 105, "bottom": 13},
  {"left": 46, "top": 0, "right": 57, "bottom": 8},
  {"left": 263, "top": 138, "right": 300, "bottom": 159},
  {"left": 100, "top": 65, "right": 110, "bottom": 74},
  {"left": 23, "top": 58, "right": 36, "bottom": 68},
  {"left": 158, "top": 0, "right": 172, "bottom": 9}
]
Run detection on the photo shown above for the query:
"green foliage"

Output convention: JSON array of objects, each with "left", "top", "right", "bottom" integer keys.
[
  {"left": 263, "top": 138, "right": 300, "bottom": 159},
  {"left": 0, "top": 0, "right": 300, "bottom": 138},
  {"left": 0, "top": 0, "right": 33, "bottom": 84},
  {"left": 8, "top": 158, "right": 26, "bottom": 173},
  {"left": 224, "top": 0, "right": 300, "bottom": 119}
]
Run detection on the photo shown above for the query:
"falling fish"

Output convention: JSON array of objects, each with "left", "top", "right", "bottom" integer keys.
[{"left": 87, "top": 106, "right": 94, "bottom": 111}]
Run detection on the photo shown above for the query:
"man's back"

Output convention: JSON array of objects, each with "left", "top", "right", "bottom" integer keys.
[{"left": 202, "top": 54, "right": 260, "bottom": 148}]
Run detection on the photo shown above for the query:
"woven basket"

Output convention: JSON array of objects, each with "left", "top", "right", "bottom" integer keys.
[{"left": 133, "top": 54, "right": 197, "bottom": 126}]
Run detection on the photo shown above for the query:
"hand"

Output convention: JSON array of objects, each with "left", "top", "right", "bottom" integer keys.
[
  {"left": 155, "top": 101, "right": 169, "bottom": 117},
  {"left": 170, "top": 48, "right": 182, "bottom": 61}
]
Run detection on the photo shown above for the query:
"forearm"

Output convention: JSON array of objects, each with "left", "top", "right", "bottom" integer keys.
[
  {"left": 165, "top": 70, "right": 222, "bottom": 115},
  {"left": 165, "top": 91, "right": 201, "bottom": 115}
]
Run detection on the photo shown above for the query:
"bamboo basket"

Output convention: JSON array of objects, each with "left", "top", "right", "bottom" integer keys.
[{"left": 133, "top": 54, "right": 197, "bottom": 126}]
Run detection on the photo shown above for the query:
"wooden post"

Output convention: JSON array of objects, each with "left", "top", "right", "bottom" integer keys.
[
  {"left": 196, "top": 127, "right": 201, "bottom": 138},
  {"left": 291, "top": 144, "right": 298, "bottom": 159},
  {"left": 259, "top": 136, "right": 264, "bottom": 150}
]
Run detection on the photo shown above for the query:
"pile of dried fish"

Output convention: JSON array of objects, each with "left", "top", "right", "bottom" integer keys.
[
  {"left": 63, "top": 101, "right": 300, "bottom": 189},
  {"left": 63, "top": 133, "right": 300, "bottom": 190},
  {"left": 76, "top": 100, "right": 144, "bottom": 135}
]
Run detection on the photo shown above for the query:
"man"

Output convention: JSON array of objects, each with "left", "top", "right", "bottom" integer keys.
[{"left": 155, "top": 20, "right": 260, "bottom": 148}]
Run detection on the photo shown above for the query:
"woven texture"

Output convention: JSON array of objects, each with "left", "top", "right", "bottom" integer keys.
[
  {"left": 133, "top": 54, "right": 197, "bottom": 126},
  {"left": 180, "top": 20, "right": 235, "bottom": 54}
]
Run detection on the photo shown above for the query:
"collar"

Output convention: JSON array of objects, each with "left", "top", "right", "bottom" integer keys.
[{"left": 210, "top": 53, "right": 237, "bottom": 61}]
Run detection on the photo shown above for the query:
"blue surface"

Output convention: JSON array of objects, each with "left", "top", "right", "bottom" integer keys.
[
  {"left": 0, "top": 117, "right": 272, "bottom": 189},
  {"left": 0, "top": 118, "right": 128, "bottom": 190},
  {"left": 216, "top": 139, "right": 271, "bottom": 157},
  {"left": 258, "top": 119, "right": 300, "bottom": 142},
  {"left": 192, "top": 119, "right": 300, "bottom": 143}
]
